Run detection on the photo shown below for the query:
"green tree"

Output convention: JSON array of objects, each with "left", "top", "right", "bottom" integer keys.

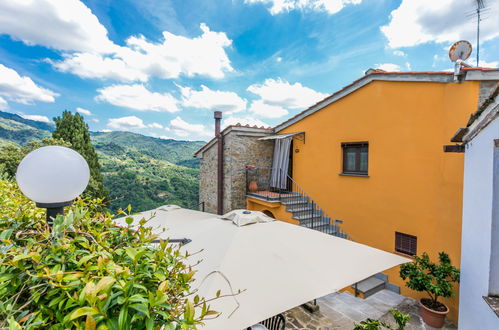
[
  {"left": 53, "top": 111, "right": 108, "bottom": 201},
  {"left": 0, "top": 138, "right": 70, "bottom": 178}
]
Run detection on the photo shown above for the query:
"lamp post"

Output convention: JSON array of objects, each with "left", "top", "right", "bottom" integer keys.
[{"left": 16, "top": 146, "right": 90, "bottom": 227}]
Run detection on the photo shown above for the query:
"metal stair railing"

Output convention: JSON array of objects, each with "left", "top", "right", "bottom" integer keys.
[
  {"left": 283, "top": 172, "right": 350, "bottom": 239},
  {"left": 246, "top": 167, "right": 350, "bottom": 239}
]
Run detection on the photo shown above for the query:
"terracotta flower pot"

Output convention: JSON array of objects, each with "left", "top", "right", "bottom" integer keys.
[
  {"left": 419, "top": 300, "right": 449, "bottom": 328},
  {"left": 248, "top": 180, "right": 258, "bottom": 193}
]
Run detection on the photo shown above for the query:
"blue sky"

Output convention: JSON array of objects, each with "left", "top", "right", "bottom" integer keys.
[{"left": 0, "top": 0, "right": 498, "bottom": 141}]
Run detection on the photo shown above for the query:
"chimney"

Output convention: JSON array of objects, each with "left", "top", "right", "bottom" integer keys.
[{"left": 214, "top": 111, "right": 224, "bottom": 215}]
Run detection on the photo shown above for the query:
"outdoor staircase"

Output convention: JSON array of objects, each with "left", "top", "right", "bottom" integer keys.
[
  {"left": 280, "top": 192, "right": 350, "bottom": 239},
  {"left": 352, "top": 273, "right": 401, "bottom": 299},
  {"left": 246, "top": 169, "right": 350, "bottom": 239}
]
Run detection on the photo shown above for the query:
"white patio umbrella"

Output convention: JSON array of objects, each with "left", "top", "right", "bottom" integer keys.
[{"left": 117, "top": 207, "right": 409, "bottom": 330}]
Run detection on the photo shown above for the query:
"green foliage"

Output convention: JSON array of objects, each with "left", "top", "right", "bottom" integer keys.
[
  {"left": 399, "top": 252, "right": 460, "bottom": 304},
  {"left": 0, "top": 138, "right": 71, "bottom": 178},
  {"left": 91, "top": 131, "right": 204, "bottom": 168},
  {"left": 353, "top": 309, "right": 410, "bottom": 330},
  {"left": 0, "top": 178, "right": 216, "bottom": 329},
  {"left": 0, "top": 111, "right": 203, "bottom": 213},
  {"left": 53, "top": 111, "right": 108, "bottom": 202},
  {"left": 97, "top": 145, "right": 199, "bottom": 213},
  {"left": 390, "top": 309, "right": 410, "bottom": 330},
  {"left": 0, "top": 111, "right": 52, "bottom": 146}
]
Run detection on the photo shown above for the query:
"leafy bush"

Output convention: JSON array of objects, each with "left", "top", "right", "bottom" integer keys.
[
  {"left": 353, "top": 309, "right": 410, "bottom": 330},
  {"left": 0, "top": 178, "right": 215, "bottom": 329},
  {"left": 399, "top": 252, "right": 460, "bottom": 310},
  {"left": 0, "top": 138, "right": 70, "bottom": 179}
]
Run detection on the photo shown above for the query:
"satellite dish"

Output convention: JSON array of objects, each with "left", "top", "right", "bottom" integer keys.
[{"left": 449, "top": 40, "right": 472, "bottom": 62}]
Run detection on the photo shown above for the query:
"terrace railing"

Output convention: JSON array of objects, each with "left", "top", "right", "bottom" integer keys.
[{"left": 246, "top": 167, "right": 350, "bottom": 239}]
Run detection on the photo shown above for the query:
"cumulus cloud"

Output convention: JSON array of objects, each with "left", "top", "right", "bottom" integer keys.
[
  {"left": 148, "top": 122, "right": 165, "bottom": 129},
  {"left": 0, "top": 2, "right": 233, "bottom": 82},
  {"left": 393, "top": 50, "right": 406, "bottom": 57},
  {"left": 222, "top": 116, "right": 270, "bottom": 129},
  {"left": 247, "top": 78, "right": 326, "bottom": 118},
  {"left": 375, "top": 63, "right": 401, "bottom": 71},
  {"left": 245, "top": 0, "right": 362, "bottom": 15},
  {"left": 179, "top": 84, "right": 247, "bottom": 114},
  {"left": 95, "top": 84, "right": 178, "bottom": 112},
  {"left": 51, "top": 53, "right": 147, "bottom": 82},
  {"left": 0, "top": 97, "right": 7, "bottom": 110},
  {"left": 107, "top": 116, "right": 147, "bottom": 130},
  {"left": 169, "top": 116, "right": 211, "bottom": 138},
  {"left": 20, "top": 114, "right": 51, "bottom": 123},
  {"left": 52, "top": 23, "right": 233, "bottom": 81},
  {"left": 381, "top": 0, "right": 499, "bottom": 48},
  {"left": 76, "top": 107, "right": 92, "bottom": 116},
  {"left": 0, "top": 64, "right": 58, "bottom": 105},
  {"left": 0, "top": 0, "right": 115, "bottom": 53},
  {"left": 248, "top": 99, "right": 288, "bottom": 118}
]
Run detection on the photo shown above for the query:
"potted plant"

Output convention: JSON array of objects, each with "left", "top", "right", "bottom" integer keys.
[
  {"left": 399, "top": 252, "right": 460, "bottom": 328},
  {"left": 246, "top": 165, "right": 258, "bottom": 192}
]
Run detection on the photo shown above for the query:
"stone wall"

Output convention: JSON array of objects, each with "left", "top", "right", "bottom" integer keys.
[{"left": 197, "top": 126, "right": 274, "bottom": 214}]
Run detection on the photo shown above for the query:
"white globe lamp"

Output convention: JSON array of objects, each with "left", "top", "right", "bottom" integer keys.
[{"left": 16, "top": 146, "right": 90, "bottom": 225}]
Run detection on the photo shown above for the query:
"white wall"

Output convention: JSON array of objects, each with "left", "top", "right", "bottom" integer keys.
[{"left": 459, "top": 118, "right": 499, "bottom": 329}]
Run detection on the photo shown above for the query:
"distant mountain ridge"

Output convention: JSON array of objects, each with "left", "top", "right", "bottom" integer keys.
[
  {"left": 0, "top": 111, "right": 53, "bottom": 145},
  {"left": 0, "top": 110, "right": 205, "bottom": 168},
  {"left": 0, "top": 110, "right": 205, "bottom": 212}
]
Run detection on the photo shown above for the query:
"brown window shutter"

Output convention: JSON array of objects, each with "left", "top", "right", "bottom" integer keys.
[{"left": 395, "top": 232, "right": 417, "bottom": 256}]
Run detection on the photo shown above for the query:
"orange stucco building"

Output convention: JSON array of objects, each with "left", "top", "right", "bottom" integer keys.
[{"left": 246, "top": 68, "right": 499, "bottom": 323}]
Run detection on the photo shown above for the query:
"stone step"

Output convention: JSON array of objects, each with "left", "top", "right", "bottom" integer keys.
[
  {"left": 280, "top": 195, "right": 307, "bottom": 203},
  {"left": 352, "top": 276, "right": 386, "bottom": 298},
  {"left": 286, "top": 206, "right": 323, "bottom": 218},
  {"left": 294, "top": 212, "right": 324, "bottom": 222}
]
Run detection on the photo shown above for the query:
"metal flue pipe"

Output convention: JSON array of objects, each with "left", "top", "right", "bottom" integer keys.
[{"left": 214, "top": 111, "right": 224, "bottom": 215}]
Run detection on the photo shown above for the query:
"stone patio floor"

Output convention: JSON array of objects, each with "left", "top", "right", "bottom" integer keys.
[{"left": 283, "top": 290, "right": 457, "bottom": 330}]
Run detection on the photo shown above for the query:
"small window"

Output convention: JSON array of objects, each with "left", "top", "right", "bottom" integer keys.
[
  {"left": 342, "top": 142, "right": 368, "bottom": 175},
  {"left": 395, "top": 232, "right": 417, "bottom": 256}
]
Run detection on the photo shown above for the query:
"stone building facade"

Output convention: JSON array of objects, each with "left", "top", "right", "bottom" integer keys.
[{"left": 194, "top": 125, "right": 274, "bottom": 214}]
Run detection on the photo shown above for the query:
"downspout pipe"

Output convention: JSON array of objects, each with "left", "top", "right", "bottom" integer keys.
[{"left": 214, "top": 111, "right": 224, "bottom": 215}]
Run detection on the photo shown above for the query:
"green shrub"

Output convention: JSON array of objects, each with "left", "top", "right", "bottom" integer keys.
[
  {"left": 399, "top": 252, "right": 460, "bottom": 307},
  {"left": 353, "top": 309, "right": 409, "bottom": 330},
  {"left": 0, "top": 178, "right": 216, "bottom": 329}
]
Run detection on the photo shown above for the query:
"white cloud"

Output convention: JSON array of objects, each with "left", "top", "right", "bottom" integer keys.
[
  {"left": 53, "top": 23, "right": 233, "bottom": 81},
  {"left": 170, "top": 116, "right": 211, "bottom": 138},
  {"left": 91, "top": 118, "right": 100, "bottom": 123},
  {"left": 76, "top": 107, "right": 92, "bottom": 116},
  {"left": 248, "top": 99, "right": 288, "bottom": 118},
  {"left": 0, "top": 97, "right": 7, "bottom": 110},
  {"left": 375, "top": 63, "right": 401, "bottom": 71},
  {"left": 381, "top": 0, "right": 499, "bottom": 48},
  {"left": 247, "top": 78, "right": 327, "bottom": 110},
  {"left": 20, "top": 114, "right": 51, "bottom": 123},
  {"left": 393, "top": 50, "right": 406, "bottom": 57},
  {"left": 101, "top": 129, "right": 112, "bottom": 133},
  {"left": 107, "top": 116, "right": 147, "bottom": 130},
  {"left": 51, "top": 53, "right": 147, "bottom": 82},
  {"left": 0, "top": 0, "right": 115, "bottom": 53},
  {"left": 0, "top": 64, "right": 58, "bottom": 105},
  {"left": 222, "top": 116, "right": 270, "bottom": 129},
  {"left": 468, "top": 58, "right": 499, "bottom": 68},
  {"left": 179, "top": 85, "right": 247, "bottom": 114},
  {"left": 95, "top": 84, "right": 178, "bottom": 112},
  {"left": 148, "top": 122, "right": 165, "bottom": 129},
  {"left": 245, "top": 0, "right": 362, "bottom": 15}
]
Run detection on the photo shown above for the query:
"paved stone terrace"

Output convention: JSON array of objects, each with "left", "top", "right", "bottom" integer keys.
[{"left": 283, "top": 290, "right": 456, "bottom": 330}]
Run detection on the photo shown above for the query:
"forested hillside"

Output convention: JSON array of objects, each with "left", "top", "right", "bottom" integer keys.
[{"left": 0, "top": 111, "right": 205, "bottom": 213}]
